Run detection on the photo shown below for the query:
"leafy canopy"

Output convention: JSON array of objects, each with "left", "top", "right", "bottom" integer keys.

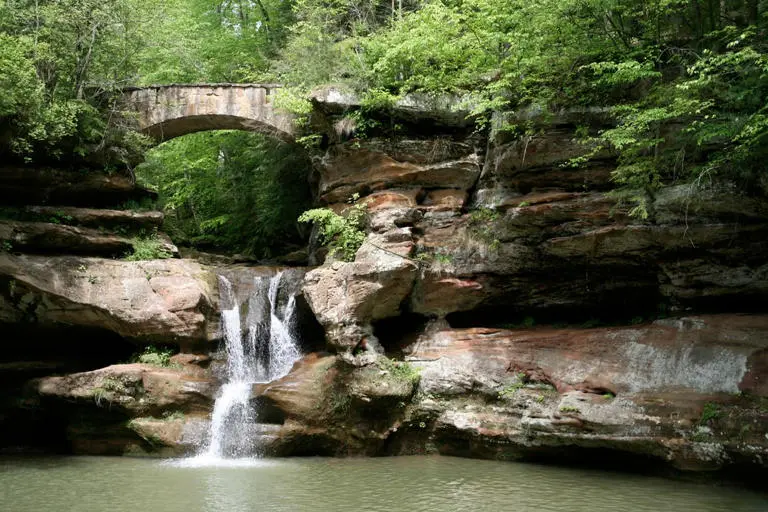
[{"left": 135, "top": 130, "right": 313, "bottom": 258}]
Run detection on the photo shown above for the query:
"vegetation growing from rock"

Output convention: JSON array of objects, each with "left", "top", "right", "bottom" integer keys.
[
  {"left": 269, "top": 0, "right": 768, "bottom": 215},
  {"left": 124, "top": 232, "right": 172, "bottom": 261},
  {"left": 299, "top": 196, "right": 368, "bottom": 262},
  {"left": 130, "top": 345, "right": 176, "bottom": 367},
  {"left": 2, "top": 0, "right": 766, "bottom": 244},
  {"left": 377, "top": 357, "right": 421, "bottom": 385},
  {"left": 92, "top": 376, "right": 131, "bottom": 407}
]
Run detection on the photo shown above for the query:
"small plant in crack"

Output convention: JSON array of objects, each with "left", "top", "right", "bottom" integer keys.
[
  {"left": 498, "top": 372, "right": 528, "bottom": 400},
  {"left": 700, "top": 402, "right": 721, "bottom": 424}
]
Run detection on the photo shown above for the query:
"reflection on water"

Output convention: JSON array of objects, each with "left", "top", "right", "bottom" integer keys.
[{"left": 0, "top": 455, "right": 765, "bottom": 512}]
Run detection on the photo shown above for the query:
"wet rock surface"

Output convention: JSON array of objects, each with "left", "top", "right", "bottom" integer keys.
[
  {"left": 254, "top": 315, "right": 768, "bottom": 472},
  {"left": 283, "top": 118, "right": 768, "bottom": 474},
  {"left": 409, "top": 315, "right": 768, "bottom": 472}
]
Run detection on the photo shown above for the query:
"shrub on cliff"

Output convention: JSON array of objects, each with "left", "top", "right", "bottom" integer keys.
[
  {"left": 276, "top": 0, "right": 768, "bottom": 215},
  {"left": 299, "top": 196, "right": 368, "bottom": 262},
  {"left": 130, "top": 345, "right": 177, "bottom": 367},
  {"left": 124, "top": 232, "right": 173, "bottom": 261}
]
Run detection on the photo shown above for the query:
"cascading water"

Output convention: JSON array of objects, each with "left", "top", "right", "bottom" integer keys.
[{"left": 190, "top": 271, "right": 303, "bottom": 463}]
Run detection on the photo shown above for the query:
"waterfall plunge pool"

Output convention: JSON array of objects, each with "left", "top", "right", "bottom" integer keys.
[{"left": 0, "top": 455, "right": 765, "bottom": 512}]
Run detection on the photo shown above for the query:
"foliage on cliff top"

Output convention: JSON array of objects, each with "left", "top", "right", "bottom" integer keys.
[
  {"left": 3, "top": 0, "right": 767, "bottom": 219},
  {"left": 273, "top": 0, "right": 768, "bottom": 213},
  {"left": 0, "top": 0, "right": 151, "bottom": 166}
]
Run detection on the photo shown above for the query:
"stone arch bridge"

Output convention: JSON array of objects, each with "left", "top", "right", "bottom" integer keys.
[{"left": 123, "top": 84, "right": 297, "bottom": 142}]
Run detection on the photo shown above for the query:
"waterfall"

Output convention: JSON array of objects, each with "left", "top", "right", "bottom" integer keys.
[{"left": 192, "top": 271, "right": 303, "bottom": 462}]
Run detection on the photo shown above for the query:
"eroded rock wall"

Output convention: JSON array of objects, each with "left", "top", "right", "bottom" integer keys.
[
  {"left": 254, "top": 315, "right": 768, "bottom": 471},
  {"left": 0, "top": 166, "right": 222, "bottom": 454},
  {"left": 2, "top": 102, "right": 768, "bottom": 474},
  {"left": 287, "top": 106, "right": 768, "bottom": 473},
  {"left": 304, "top": 108, "right": 768, "bottom": 352}
]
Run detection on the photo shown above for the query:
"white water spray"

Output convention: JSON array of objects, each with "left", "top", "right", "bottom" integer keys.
[{"left": 188, "top": 271, "right": 302, "bottom": 463}]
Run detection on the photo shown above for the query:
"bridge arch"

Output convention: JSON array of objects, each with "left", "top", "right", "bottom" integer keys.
[{"left": 124, "top": 84, "right": 296, "bottom": 142}]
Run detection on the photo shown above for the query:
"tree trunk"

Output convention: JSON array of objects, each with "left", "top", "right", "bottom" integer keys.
[
  {"left": 75, "top": 23, "right": 100, "bottom": 100},
  {"left": 746, "top": 0, "right": 759, "bottom": 25}
]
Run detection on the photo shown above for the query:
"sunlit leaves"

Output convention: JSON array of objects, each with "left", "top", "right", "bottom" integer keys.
[
  {"left": 299, "top": 196, "right": 368, "bottom": 262},
  {"left": 0, "top": 34, "right": 43, "bottom": 118},
  {"left": 135, "top": 130, "right": 312, "bottom": 257}
]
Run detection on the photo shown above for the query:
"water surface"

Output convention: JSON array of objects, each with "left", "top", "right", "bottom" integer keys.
[{"left": 0, "top": 455, "right": 764, "bottom": 512}]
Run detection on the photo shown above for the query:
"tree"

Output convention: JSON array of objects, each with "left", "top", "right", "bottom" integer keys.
[{"left": 135, "top": 130, "right": 313, "bottom": 257}]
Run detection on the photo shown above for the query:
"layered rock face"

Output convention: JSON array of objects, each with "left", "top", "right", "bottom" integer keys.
[
  {"left": 0, "top": 167, "right": 219, "bottom": 350},
  {"left": 404, "top": 315, "right": 768, "bottom": 471},
  {"left": 254, "top": 315, "right": 768, "bottom": 471},
  {"left": 2, "top": 101, "right": 768, "bottom": 476},
  {"left": 304, "top": 108, "right": 768, "bottom": 350},
  {"left": 0, "top": 166, "right": 221, "bottom": 454},
  {"left": 285, "top": 105, "right": 768, "bottom": 473}
]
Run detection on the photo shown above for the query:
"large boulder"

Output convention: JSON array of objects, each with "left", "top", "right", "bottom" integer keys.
[
  {"left": 0, "top": 254, "right": 218, "bottom": 349},
  {"left": 33, "top": 362, "right": 213, "bottom": 456},
  {"left": 304, "top": 126, "right": 485, "bottom": 353},
  {"left": 252, "top": 353, "right": 419, "bottom": 456},
  {"left": 303, "top": 238, "right": 418, "bottom": 353}
]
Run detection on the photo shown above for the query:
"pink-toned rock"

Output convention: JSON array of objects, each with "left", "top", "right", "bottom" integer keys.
[
  {"left": 407, "top": 315, "right": 768, "bottom": 396},
  {"left": 400, "top": 314, "right": 768, "bottom": 470},
  {"left": 365, "top": 189, "right": 421, "bottom": 211},
  {"left": 318, "top": 145, "right": 481, "bottom": 204},
  {"left": 0, "top": 254, "right": 218, "bottom": 349},
  {"left": 411, "top": 275, "right": 487, "bottom": 317},
  {"left": 421, "top": 189, "right": 468, "bottom": 211},
  {"left": 303, "top": 234, "right": 418, "bottom": 352},
  {"left": 32, "top": 362, "right": 213, "bottom": 456},
  {"left": 253, "top": 353, "right": 418, "bottom": 456},
  {"left": 36, "top": 363, "right": 213, "bottom": 415},
  {"left": 234, "top": 315, "right": 768, "bottom": 470}
]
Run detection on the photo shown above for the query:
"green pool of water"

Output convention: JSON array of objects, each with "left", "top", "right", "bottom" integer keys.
[{"left": 0, "top": 455, "right": 764, "bottom": 512}]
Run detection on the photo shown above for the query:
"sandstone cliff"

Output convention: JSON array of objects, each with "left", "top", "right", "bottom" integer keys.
[{"left": 1, "top": 101, "right": 767, "bottom": 476}]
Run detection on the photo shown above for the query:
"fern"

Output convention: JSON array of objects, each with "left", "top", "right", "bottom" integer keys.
[{"left": 299, "top": 196, "right": 368, "bottom": 262}]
